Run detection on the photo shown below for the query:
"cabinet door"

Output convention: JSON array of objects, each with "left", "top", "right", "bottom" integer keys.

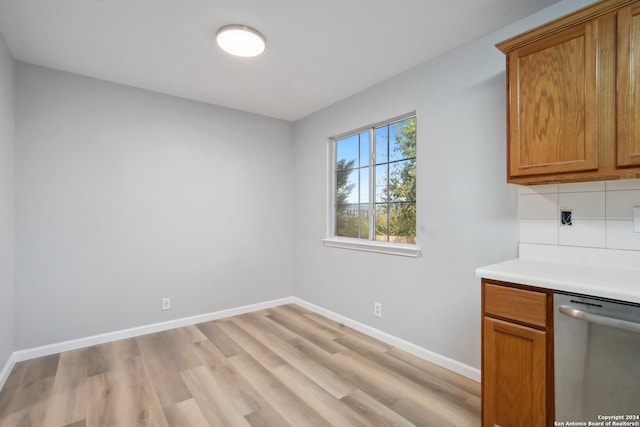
[
  {"left": 483, "top": 317, "right": 547, "bottom": 427},
  {"left": 506, "top": 22, "right": 599, "bottom": 179},
  {"left": 617, "top": 3, "right": 640, "bottom": 167}
]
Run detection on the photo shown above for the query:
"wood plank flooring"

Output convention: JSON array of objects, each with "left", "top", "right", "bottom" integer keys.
[{"left": 0, "top": 304, "right": 480, "bottom": 426}]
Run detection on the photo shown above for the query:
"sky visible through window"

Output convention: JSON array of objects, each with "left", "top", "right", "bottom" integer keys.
[{"left": 336, "top": 119, "right": 410, "bottom": 205}]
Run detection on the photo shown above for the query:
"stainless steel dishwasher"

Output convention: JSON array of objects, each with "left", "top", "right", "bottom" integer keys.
[{"left": 554, "top": 292, "right": 640, "bottom": 423}]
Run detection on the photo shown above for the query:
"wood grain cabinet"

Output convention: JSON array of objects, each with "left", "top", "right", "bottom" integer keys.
[
  {"left": 497, "top": 0, "right": 640, "bottom": 184},
  {"left": 481, "top": 280, "right": 553, "bottom": 427},
  {"left": 618, "top": 2, "right": 640, "bottom": 167}
]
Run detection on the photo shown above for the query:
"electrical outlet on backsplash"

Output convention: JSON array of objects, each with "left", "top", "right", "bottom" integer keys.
[{"left": 517, "top": 179, "right": 640, "bottom": 251}]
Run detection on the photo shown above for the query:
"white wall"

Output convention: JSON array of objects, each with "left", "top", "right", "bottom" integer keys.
[
  {"left": 292, "top": 0, "right": 593, "bottom": 369},
  {"left": 519, "top": 180, "right": 640, "bottom": 249},
  {"left": 0, "top": 32, "right": 15, "bottom": 367},
  {"left": 14, "top": 64, "right": 295, "bottom": 349}
]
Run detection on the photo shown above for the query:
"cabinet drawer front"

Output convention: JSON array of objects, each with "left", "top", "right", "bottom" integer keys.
[{"left": 484, "top": 283, "right": 548, "bottom": 328}]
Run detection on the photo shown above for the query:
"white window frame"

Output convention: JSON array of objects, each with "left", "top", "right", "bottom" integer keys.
[{"left": 322, "top": 113, "right": 420, "bottom": 258}]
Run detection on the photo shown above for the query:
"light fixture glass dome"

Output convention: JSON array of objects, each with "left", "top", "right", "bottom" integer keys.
[{"left": 216, "top": 25, "right": 266, "bottom": 58}]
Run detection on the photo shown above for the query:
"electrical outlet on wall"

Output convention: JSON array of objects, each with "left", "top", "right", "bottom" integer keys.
[
  {"left": 634, "top": 207, "right": 640, "bottom": 233},
  {"left": 560, "top": 209, "right": 573, "bottom": 226},
  {"left": 374, "top": 302, "right": 382, "bottom": 317},
  {"left": 161, "top": 297, "right": 171, "bottom": 310}
]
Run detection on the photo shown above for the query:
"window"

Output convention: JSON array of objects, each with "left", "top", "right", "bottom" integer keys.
[{"left": 326, "top": 115, "right": 418, "bottom": 256}]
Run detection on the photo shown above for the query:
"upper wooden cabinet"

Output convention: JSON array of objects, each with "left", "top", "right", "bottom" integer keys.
[
  {"left": 497, "top": 0, "right": 640, "bottom": 184},
  {"left": 618, "top": 2, "right": 640, "bottom": 167},
  {"left": 505, "top": 21, "right": 601, "bottom": 178}
]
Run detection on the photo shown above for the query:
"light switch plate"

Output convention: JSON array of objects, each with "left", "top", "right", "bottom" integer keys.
[{"left": 635, "top": 207, "right": 640, "bottom": 233}]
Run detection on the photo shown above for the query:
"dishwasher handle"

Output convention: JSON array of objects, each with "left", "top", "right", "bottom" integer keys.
[{"left": 559, "top": 305, "right": 640, "bottom": 334}]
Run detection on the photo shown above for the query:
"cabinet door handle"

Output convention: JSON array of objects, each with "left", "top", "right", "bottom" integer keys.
[{"left": 559, "top": 305, "right": 640, "bottom": 333}]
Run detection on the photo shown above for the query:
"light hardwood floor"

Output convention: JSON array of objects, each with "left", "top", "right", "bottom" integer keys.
[{"left": 0, "top": 304, "right": 480, "bottom": 426}]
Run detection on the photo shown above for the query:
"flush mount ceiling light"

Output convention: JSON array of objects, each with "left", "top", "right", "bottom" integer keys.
[{"left": 216, "top": 25, "right": 266, "bottom": 58}]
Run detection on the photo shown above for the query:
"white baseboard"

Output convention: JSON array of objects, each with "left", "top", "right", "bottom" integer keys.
[
  {"left": 0, "top": 295, "right": 479, "bottom": 392},
  {"left": 11, "top": 297, "right": 295, "bottom": 365},
  {"left": 293, "top": 298, "right": 481, "bottom": 382},
  {"left": 0, "top": 352, "right": 17, "bottom": 392}
]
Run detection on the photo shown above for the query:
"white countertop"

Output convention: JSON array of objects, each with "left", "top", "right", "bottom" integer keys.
[{"left": 475, "top": 244, "right": 640, "bottom": 304}]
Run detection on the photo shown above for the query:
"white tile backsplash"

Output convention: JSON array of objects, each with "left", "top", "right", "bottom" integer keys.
[
  {"left": 606, "top": 220, "right": 640, "bottom": 250},
  {"left": 605, "top": 179, "right": 640, "bottom": 191},
  {"left": 519, "top": 219, "right": 559, "bottom": 245},
  {"left": 558, "top": 191, "right": 605, "bottom": 219},
  {"left": 519, "top": 193, "right": 558, "bottom": 219},
  {"left": 518, "top": 181, "right": 640, "bottom": 253},
  {"left": 559, "top": 181, "right": 606, "bottom": 193},
  {"left": 559, "top": 219, "right": 606, "bottom": 248},
  {"left": 518, "top": 184, "right": 559, "bottom": 195},
  {"left": 606, "top": 190, "right": 640, "bottom": 220}
]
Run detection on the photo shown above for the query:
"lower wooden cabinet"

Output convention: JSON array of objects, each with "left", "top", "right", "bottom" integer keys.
[
  {"left": 481, "top": 280, "right": 553, "bottom": 427},
  {"left": 483, "top": 317, "right": 547, "bottom": 426}
]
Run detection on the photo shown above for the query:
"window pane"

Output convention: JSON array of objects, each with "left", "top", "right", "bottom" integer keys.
[
  {"left": 360, "top": 167, "right": 370, "bottom": 203},
  {"left": 337, "top": 203, "right": 368, "bottom": 239},
  {"left": 390, "top": 118, "right": 416, "bottom": 162},
  {"left": 359, "top": 207, "right": 369, "bottom": 238},
  {"left": 374, "top": 203, "right": 389, "bottom": 242},
  {"left": 375, "top": 126, "right": 388, "bottom": 164},
  {"left": 375, "top": 164, "right": 388, "bottom": 203},
  {"left": 389, "top": 159, "right": 416, "bottom": 202},
  {"left": 389, "top": 122, "right": 401, "bottom": 162},
  {"left": 336, "top": 169, "right": 358, "bottom": 206},
  {"left": 359, "top": 132, "right": 370, "bottom": 167},
  {"left": 333, "top": 115, "right": 415, "bottom": 245},
  {"left": 336, "top": 204, "right": 360, "bottom": 238},
  {"left": 389, "top": 202, "right": 416, "bottom": 244},
  {"left": 336, "top": 134, "right": 358, "bottom": 170}
]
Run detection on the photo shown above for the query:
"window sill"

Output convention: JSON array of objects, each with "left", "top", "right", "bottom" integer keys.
[{"left": 322, "top": 237, "right": 421, "bottom": 258}]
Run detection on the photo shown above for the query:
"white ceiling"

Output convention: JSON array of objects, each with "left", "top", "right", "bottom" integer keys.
[{"left": 0, "top": 0, "right": 561, "bottom": 121}]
